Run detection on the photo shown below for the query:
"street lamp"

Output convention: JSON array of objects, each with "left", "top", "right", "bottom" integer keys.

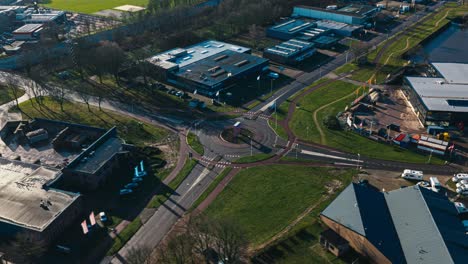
[
  {"left": 295, "top": 143, "right": 299, "bottom": 159},
  {"left": 356, "top": 153, "right": 361, "bottom": 175},
  {"left": 250, "top": 136, "right": 253, "bottom": 156}
]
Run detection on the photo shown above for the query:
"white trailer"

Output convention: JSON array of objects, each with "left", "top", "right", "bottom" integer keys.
[{"left": 401, "top": 169, "right": 423, "bottom": 181}]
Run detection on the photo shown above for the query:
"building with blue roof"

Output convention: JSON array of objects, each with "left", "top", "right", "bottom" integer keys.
[
  {"left": 147, "top": 40, "right": 269, "bottom": 96},
  {"left": 321, "top": 183, "right": 468, "bottom": 264}
]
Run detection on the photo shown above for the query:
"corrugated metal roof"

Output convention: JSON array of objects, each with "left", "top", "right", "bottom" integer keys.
[
  {"left": 385, "top": 186, "right": 454, "bottom": 264},
  {"left": 405, "top": 77, "right": 468, "bottom": 112},
  {"left": 322, "top": 183, "right": 468, "bottom": 263},
  {"left": 431, "top": 62, "right": 468, "bottom": 84},
  {"left": 322, "top": 183, "right": 365, "bottom": 235}
]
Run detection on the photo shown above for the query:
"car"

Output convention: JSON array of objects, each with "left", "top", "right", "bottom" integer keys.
[
  {"left": 378, "top": 128, "right": 388, "bottom": 138},
  {"left": 119, "top": 189, "right": 133, "bottom": 195},
  {"left": 99, "top": 212, "right": 108, "bottom": 222},
  {"left": 386, "top": 123, "right": 400, "bottom": 132},
  {"left": 416, "top": 181, "right": 430, "bottom": 188},
  {"left": 132, "top": 177, "right": 143, "bottom": 183},
  {"left": 125, "top": 183, "right": 139, "bottom": 189},
  {"left": 454, "top": 202, "right": 468, "bottom": 214},
  {"left": 168, "top": 89, "right": 177, "bottom": 95}
]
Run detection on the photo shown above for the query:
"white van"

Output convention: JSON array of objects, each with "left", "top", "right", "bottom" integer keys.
[
  {"left": 401, "top": 169, "right": 423, "bottom": 181},
  {"left": 429, "top": 177, "right": 441, "bottom": 192}
]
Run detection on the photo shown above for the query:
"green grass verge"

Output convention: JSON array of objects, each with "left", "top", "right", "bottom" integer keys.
[
  {"left": 205, "top": 165, "right": 354, "bottom": 246},
  {"left": 233, "top": 153, "right": 274, "bottom": 164},
  {"left": 290, "top": 81, "right": 444, "bottom": 164},
  {"left": 107, "top": 217, "right": 142, "bottom": 255},
  {"left": 0, "top": 86, "right": 24, "bottom": 105},
  {"left": 16, "top": 97, "right": 169, "bottom": 146},
  {"left": 190, "top": 167, "right": 233, "bottom": 210},
  {"left": 147, "top": 158, "right": 197, "bottom": 208},
  {"left": 43, "top": 0, "right": 148, "bottom": 14},
  {"left": 187, "top": 132, "right": 204, "bottom": 155}
]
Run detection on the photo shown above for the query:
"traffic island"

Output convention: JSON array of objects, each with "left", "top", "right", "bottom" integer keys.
[{"left": 220, "top": 127, "right": 254, "bottom": 145}]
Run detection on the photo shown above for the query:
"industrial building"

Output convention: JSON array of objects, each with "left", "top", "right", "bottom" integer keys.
[
  {"left": 12, "top": 23, "right": 43, "bottom": 40},
  {"left": 0, "top": 158, "right": 82, "bottom": 243},
  {"left": 402, "top": 63, "right": 468, "bottom": 126},
  {"left": 315, "top": 20, "right": 363, "bottom": 37},
  {"left": 266, "top": 18, "right": 332, "bottom": 41},
  {"left": 0, "top": 118, "right": 129, "bottom": 190},
  {"left": 293, "top": 4, "right": 379, "bottom": 25},
  {"left": 0, "top": 118, "right": 130, "bottom": 244},
  {"left": 263, "top": 39, "right": 316, "bottom": 65},
  {"left": 321, "top": 182, "right": 468, "bottom": 264},
  {"left": 266, "top": 19, "right": 316, "bottom": 40},
  {"left": 147, "top": 40, "right": 269, "bottom": 96}
]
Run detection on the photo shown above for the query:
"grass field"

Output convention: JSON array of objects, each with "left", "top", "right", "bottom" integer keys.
[
  {"left": 187, "top": 132, "right": 204, "bottom": 156},
  {"left": 287, "top": 81, "right": 443, "bottom": 164},
  {"left": 191, "top": 167, "right": 232, "bottom": 210},
  {"left": 233, "top": 153, "right": 274, "bottom": 164},
  {"left": 0, "top": 86, "right": 24, "bottom": 105},
  {"left": 205, "top": 165, "right": 354, "bottom": 247},
  {"left": 16, "top": 97, "right": 169, "bottom": 146},
  {"left": 147, "top": 158, "right": 197, "bottom": 208},
  {"left": 43, "top": 0, "right": 148, "bottom": 14},
  {"left": 107, "top": 217, "right": 142, "bottom": 255}
]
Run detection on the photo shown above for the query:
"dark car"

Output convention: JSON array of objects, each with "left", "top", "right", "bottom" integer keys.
[
  {"left": 386, "top": 123, "right": 400, "bottom": 132},
  {"left": 378, "top": 128, "right": 388, "bottom": 138}
]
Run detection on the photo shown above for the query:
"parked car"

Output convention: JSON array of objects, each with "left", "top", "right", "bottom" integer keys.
[
  {"left": 119, "top": 189, "right": 133, "bottom": 195},
  {"left": 378, "top": 128, "right": 388, "bottom": 138},
  {"left": 99, "top": 212, "right": 108, "bottom": 222},
  {"left": 125, "top": 183, "right": 139, "bottom": 189},
  {"left": 416, "top": 181, "right": 430, "bottom": 188},
  {"left": 387, "top": 123, "right": 400, "bottom": 132},
  {"left": 132, "top": 177, "right": 143, "bottom": 183},
  {"left": 454, "top": 202, "right": 468, "bottom": 215}
]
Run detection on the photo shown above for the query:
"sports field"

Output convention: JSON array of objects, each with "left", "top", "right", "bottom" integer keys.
[{"left": 43, "top": 0, "right": 148, "bottom": 14}]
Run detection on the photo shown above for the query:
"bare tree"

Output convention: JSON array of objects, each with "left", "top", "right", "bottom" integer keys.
[
  {"left": 212, "top": 218, "right": 247, "bottom": 264},
  {"left": 3, "top": 74, "right": 23, "bottom": 111},
  {"left": 75, "top": 83, "right": 92, "bottom": 112},
  {"left": 95, "top": 41, "right": 127, "bottom": 86},
  {"left": 3, "top": 232, "right": 47, "bottom": 264},
  {"left": 126, "top": 246, "right": 153, "bottom": 264}
]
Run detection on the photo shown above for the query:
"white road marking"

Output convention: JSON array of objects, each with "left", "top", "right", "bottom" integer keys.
[
  {"left": 300, "top": 149, "right": 363, "bottom": 163},
  {"left": 188, "top": 167, "right": 211, "bottom": 192}
]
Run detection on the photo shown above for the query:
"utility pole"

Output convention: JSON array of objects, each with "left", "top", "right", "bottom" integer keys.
[
  {"left": 345, "top": 51, "right": 349, "bottom": 64},
  {"left": 356, "top": 153, "right": 361, "bottom": 180},
  {"left": 295, "top": 143, "right": 299, "bottom": 159},
  {"left": 274, "top": 100, "right": 278, "bottom": 130},
  {"left": 250, "top": 136, "right": 253, "bottom": 156},
  {"left": 427, "top": 150, "right": 433, "bottom": 164}
]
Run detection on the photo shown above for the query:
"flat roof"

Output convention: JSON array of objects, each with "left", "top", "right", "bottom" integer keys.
[
  {"left": 264, "top": 39, "right": 315, "bottom": 58},
  {"left": 175, "top": 49, "right": 268, "bottom": 87},
  {"left": 431, "top": 62, "right": 468, "bottom": 84},
  {"left": 13, "top": 23, "right": 43, "bottom": 34},
  {"left": 0, "top": 158, "right": 79, "bottom": 231},
  {"left": 268, "top": 19, "right": 315, "bottom": 34},
  {"left": 315, "top": 20, "right": 362, "bottom": 31},
  {"left": 405, "top": 77, "right": 468, "bottom": 112},
  {"left": 147, "top": 40, "right": 250, "bottom": 70},
  {"left": 72, "top": 136, "right": 123, "bottom": 174},
  {"left": 313, "top": 35, "right": 338, "bottom": 45},
  {"left": 294, "top": 4, "right": 377, "bottom": 18},
  {"left": 337, "top": 4, "right": 378, "bottom": 16}
]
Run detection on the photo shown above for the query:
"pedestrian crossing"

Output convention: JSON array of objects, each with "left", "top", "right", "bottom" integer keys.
[{"left": 243, "top": 111, "right": 270, "bottom": 120}]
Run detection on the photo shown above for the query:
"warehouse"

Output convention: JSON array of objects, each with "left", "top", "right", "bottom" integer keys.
[
  {"left": 266, "top": 19, "right": 316, "bottom": 40},
  {"left": 315, "top": 20, "right": 363, "bottom": 37},
  {"left": 293, "top": 4, "right": 378, "bottom": 25},
  {"left": 321, "top": 183, "right": 468, "bottom": 264},
  {"left": 147, "top": 40, "right": 269, "bottom": 96},
  {"left": 263, "top": 39, "right": 316, "bottom": 65},
  {"left": 402, "top": 63, "right": 468, "bottom": 127}
]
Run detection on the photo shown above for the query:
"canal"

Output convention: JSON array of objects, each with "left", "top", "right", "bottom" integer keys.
[{"left": 410, "top": 23, "right": 468, "bottom": 63}]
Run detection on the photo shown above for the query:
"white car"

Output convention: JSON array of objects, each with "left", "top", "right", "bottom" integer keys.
[
  {"left": 454, "top": 202, "right": 468, "bottom": 214},
  {"left": 416, "top": 181, "right": 430, "bottom": 188},
  {"left": 99, "top": 212, "right": 108, "bottom": 222},
  {"left": 456, "top": 188, "right": 468, "bottom": 195}
]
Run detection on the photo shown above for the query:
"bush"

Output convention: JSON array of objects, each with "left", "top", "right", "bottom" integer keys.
[{"left": 322, "top": 115, "right": 341, "bottom": 130}]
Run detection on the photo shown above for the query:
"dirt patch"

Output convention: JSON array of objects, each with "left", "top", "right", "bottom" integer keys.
[
  {"left": 325, "top": 179, "right": 343, "bottom": 194},
  {"left": 157, "top": 144, "right": 177, "bottom": 169}
]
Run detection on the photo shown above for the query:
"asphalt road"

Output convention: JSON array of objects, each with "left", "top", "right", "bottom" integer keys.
[{"left": 250, "top": 3, "right": 442, "bottom": 113}]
